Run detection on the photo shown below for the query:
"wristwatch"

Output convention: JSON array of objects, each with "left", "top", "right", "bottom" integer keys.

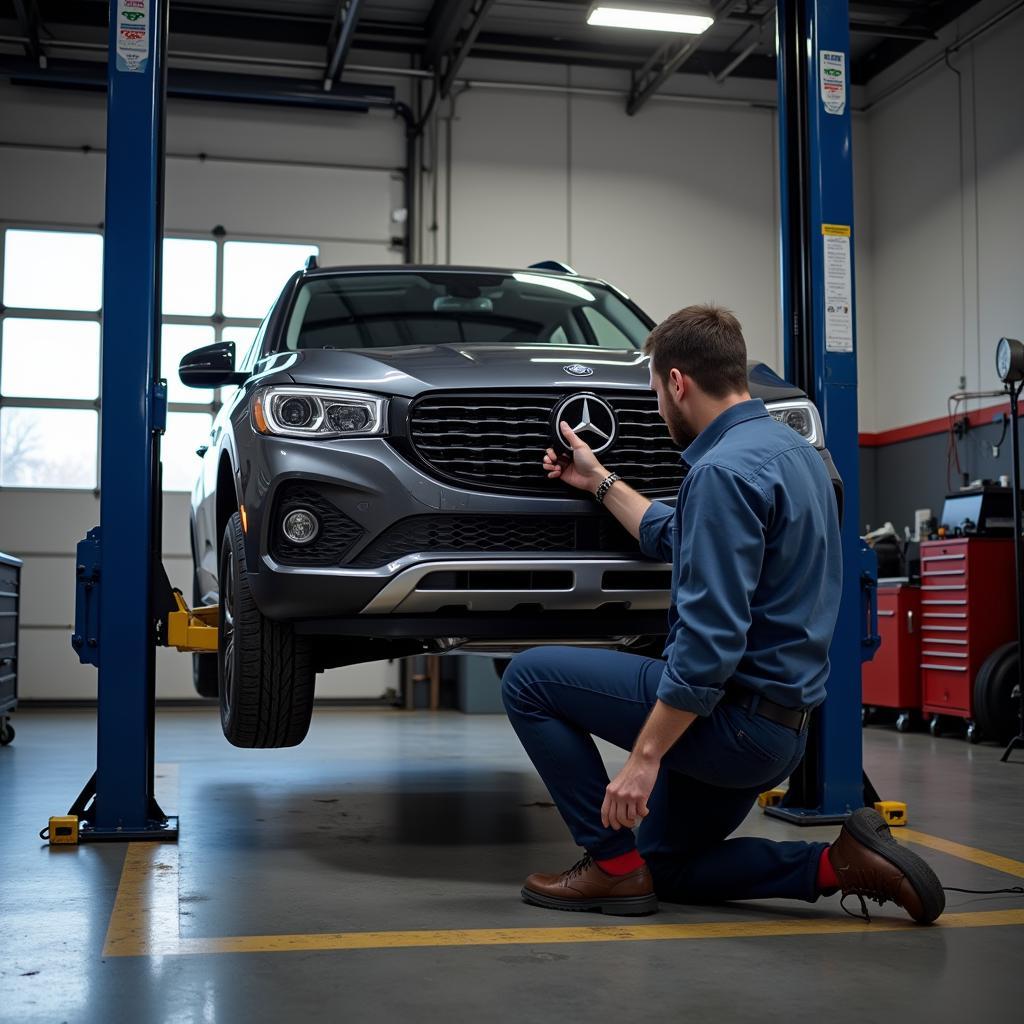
[{"left": 594, "top": 472, "right": 621, "bottom": 504}]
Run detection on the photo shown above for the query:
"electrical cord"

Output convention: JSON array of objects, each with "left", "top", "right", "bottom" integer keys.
[{"left": 943, "top": 885, "right": 1024, "bottom": 895}]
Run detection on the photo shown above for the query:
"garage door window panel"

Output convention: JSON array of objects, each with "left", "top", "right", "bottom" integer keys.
[
  {"left": 0, "top": 407, "right": 98, "bottom": 489},
  {"left": 0, "top": 319, "right": 100, "bottom": 400},
  {"left": 2, "top": 229, "right": 103, "bottom": 312}
]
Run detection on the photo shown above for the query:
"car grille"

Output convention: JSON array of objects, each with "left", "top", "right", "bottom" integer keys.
[
  {"left": 349, "top": 514, "right": 641, "bottom": 568},
  {"left": 270, "top": 485, "right": 365, "bottom": 567},
  {"left": 407, "top": 390, "right": 684, "bottom": 496}
]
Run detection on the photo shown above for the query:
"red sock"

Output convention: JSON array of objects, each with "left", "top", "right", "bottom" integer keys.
[
  {"left": 597, "top": 849, "right": 646, "bottom": 875},
  {"left": 817, "top": 846, "right": 839, "bottom": 893}
]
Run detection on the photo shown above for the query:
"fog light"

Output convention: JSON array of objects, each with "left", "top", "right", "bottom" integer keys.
[{"left": 282, "top": 508, "right": 319, "bottom": 545}]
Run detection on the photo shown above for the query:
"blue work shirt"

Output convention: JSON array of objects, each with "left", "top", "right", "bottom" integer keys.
[{"left": 638, "top": 398, "right": 842, "bottom": 716}]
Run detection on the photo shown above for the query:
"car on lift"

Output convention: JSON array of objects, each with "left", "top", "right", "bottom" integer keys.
[{"left": 179, "top": 261, "right": 839, "bottom": 748}]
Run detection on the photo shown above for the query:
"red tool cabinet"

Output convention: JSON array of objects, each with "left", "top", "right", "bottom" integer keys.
[
  {"left": 919, "top": 538, "right": 1016, "bottom": 739},
  {"left": 861, "top": 582, "right": 921, "bottom": 731}
]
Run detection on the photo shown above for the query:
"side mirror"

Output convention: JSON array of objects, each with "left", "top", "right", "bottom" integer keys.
[{"left": 178, "top": 342, "right": 248, "bottom": 389}]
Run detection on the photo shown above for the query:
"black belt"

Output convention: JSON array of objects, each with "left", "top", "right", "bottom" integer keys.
[{"left": 724, "top": 690, "right": 812, "bottom": 733}]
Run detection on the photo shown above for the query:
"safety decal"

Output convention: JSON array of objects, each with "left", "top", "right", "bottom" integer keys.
[
  {"left": 819, "top": 50, "right": 846, "bottom": 116},
  {"left": 115, "top": 0, "right": 149, "bottom": 74},
  {"left": 822, "top": 223, "right": 853, "bottom": 353}
]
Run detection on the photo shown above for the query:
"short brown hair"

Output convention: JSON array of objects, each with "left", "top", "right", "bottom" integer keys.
[{"left": 643, "top": 304, "right": 748, "bottom": 398}]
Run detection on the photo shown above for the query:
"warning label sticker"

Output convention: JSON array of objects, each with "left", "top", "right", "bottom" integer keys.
[
  {"left": 820, "top": 50, "right": 846, "bottom": 116},
  {"left": 115, "top": 0, "right": 149, "bottom": 74},
  {"left": 823, "top": 224, "right": 853, "bottom": 353}
]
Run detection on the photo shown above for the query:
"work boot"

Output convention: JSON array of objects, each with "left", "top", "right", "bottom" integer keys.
[
  {"left": 828, "top": 808, "right": 945, "bottom": 924},
  {"left": 521, "top": 854, "right": 658, "bottom": 916}
]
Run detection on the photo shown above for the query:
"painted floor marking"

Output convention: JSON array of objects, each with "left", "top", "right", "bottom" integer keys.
[
  {"left": 102, "top": 826, "right": 1024, "bottom": 958},
  {"left": 896, "top": 828, "right": 1024, "bottom": 878}
]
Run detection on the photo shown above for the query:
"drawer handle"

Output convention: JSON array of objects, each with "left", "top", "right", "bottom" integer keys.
[
  {"left": 878, "top": 610, "right": 895, "bottom": 617},
  {"left": 907, "top": 609, "right": 915, "bottom": 634}
]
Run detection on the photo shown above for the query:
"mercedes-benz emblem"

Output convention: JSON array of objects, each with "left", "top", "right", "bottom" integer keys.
[
  {"left": 552, "top": 393, "right": 617, "bottom": 455},
  {"left": 563, "top": 364, "right": 594, "bottom": 377}
]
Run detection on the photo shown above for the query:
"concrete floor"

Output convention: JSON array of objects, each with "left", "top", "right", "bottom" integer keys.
[{"left": 2, "top": 707, "right": 1023, "bottom": 1024}]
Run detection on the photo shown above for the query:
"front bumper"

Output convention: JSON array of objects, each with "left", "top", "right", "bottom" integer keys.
[{"left": 239, "top": 433, "right": 670, "bottom": 629}]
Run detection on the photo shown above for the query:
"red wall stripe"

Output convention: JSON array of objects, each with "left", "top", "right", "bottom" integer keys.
[{"left": 858, "top": 400, "right": 1010, "bottom": 448}]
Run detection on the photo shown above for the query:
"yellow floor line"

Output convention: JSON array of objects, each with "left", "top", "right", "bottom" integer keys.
[
  {"left": 102, "top": 813, "right": 1024, "bottom": 959},
  {"left": 158, "top": 909, "right": 1024, "bottom": 958},
  {"left": 896, "top": 829, "right": 1024, "bottom": 878}
]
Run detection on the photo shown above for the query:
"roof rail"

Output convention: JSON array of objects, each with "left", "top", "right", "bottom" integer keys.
[
  {"left": 304, "top": 254, "right": 318, "bottom": 271},
  {"left": 528, "top": 260, "right": 576, "bottom": 275}
]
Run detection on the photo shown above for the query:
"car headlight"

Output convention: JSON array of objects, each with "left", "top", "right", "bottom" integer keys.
[
  {"left": 252, "top": 386, "right": 387, "bottom": 439},
  {"left": 766, "top": 399, "right": 823, "bottom": 447}
]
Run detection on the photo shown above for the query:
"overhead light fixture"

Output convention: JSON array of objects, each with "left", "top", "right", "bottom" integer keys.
[{"left": 587, "top": 4, "right": 714, "bottom": 34}]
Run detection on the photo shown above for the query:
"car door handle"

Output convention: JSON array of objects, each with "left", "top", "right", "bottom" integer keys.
[{"left": 196, "top": 445, "right": 209, "bottom": 458}]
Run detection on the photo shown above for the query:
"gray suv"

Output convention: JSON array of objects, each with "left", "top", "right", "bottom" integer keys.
[{"left": 180, "top": 263, "right": 835, "bottom": 748}]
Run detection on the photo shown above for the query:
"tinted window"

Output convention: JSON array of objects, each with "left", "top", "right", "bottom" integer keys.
[{"left": 282, "top": 272, "right": 650, "bottom": 352}]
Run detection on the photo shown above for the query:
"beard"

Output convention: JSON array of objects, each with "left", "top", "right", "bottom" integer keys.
[{"left": 663, "top": 404, "right": 696, "bottom": 449}]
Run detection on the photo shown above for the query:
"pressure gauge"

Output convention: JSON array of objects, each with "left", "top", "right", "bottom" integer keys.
[{"left": 996, "top": 337, "right": 1024, "bottom": 383}]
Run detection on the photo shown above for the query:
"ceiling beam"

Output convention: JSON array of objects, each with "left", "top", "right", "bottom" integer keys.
[
  {"left": 423, "top": 0, "right": 477, "bottom": 69},
  {"left": 324, "top": 0, "right": 365, "bottom": 90},
  {"left": 11, "top": 0, "right": 46, "bottom": 67},
  {"left": 627, "top": 0, "right": 744, "bottom": 116},
  {"left": 439, "top": 0, "right": 497, "bottom": 98}
]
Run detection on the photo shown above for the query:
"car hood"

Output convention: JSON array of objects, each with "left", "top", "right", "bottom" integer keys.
[{"left": 274, "top": 344, "right": 805, "bottom": 402}]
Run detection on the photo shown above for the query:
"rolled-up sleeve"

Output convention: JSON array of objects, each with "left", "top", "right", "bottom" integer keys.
[
  {"left": 657, "top": 466, "right": 769, "bottom": 716},
  {"left": 638, "top": 501, "right": 675, "bottom": 562}
]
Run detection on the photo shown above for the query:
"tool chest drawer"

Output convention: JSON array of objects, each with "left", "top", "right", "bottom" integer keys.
[
  {"left": 919, "top": 538, "right": 1015, "bottom": 719},
  {"left": 0, "top": 552, "right": 21, "bottom": 716},
  {"left": 862, "top": 583, "right": 921, "bottom": 711}
]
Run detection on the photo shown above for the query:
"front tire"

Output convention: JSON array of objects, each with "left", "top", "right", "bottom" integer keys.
[{"left": 218, "top": 512, "right": 315, "bottom": 748}]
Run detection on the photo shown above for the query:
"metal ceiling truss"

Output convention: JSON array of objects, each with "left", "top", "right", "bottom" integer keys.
[
  {"left": 627, "top": 0, "right": 745, "bottom": 116},
  {"left": 425, "top": 0, "right": 498, "bottom": 99},
  {"left": 323, "top": 0, "right": 365, "bottom": 90}
]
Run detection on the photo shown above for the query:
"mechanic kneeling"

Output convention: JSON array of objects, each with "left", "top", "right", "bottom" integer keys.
[{"left": 502, "top": 304, "right": 946, "bottom": 923}]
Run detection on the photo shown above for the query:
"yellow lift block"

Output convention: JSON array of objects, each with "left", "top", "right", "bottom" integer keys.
[{"left": 165, "top": 590, "right": 219, "bottom": 653}]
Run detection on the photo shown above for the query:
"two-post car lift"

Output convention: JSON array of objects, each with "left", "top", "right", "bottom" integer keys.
[{"left": 51, "top": 0, "right": 885, "bottom": 844}]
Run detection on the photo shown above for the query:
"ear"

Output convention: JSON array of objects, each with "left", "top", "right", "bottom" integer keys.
[{"left": 668, "top": 367, "right": 686, "bottom": 400}]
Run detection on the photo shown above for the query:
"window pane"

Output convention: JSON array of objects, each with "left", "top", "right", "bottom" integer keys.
[
  {"left": 223, "top": 241, "right": 317, "bottom": 319},
  {"left": 163, "top": 238, "right": 217, "bottom": 316},
  {"left": 221, "top": 326, "right": 259, "bottom": 348},
  {"left": 162, "top": 324, "right": 216, "bottom": 404},
  {"left": 3, "top": 229, "right": 103, "bottom": 311},
  {"left": 162, "top": 411, "right": 213, "bottom": 492},
  {"left": 1, "top": 318, "right": 100, "bottom": 399},
  {"left": 0, "top": 407, "right": 97, "bottom": 488}
]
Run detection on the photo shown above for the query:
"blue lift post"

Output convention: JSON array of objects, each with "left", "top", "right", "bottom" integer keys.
[
  {"left": 767, "top": 0, "right": 880, "bottom": 825},
  {"left": 67, "top": 0, "right": 177, "bottom": 841}
]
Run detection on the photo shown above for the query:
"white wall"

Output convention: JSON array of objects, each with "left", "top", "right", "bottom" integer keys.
[{"left": 861, "top": 4, "right": 1024, "bottom": 432}]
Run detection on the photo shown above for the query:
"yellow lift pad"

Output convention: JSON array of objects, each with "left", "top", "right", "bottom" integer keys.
[{"left": 166, "top": 591, "right": 219, "bottom": 653}]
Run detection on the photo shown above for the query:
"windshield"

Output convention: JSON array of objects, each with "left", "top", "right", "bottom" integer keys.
[{"left": 282, "top": 271, "right": 651, "bottom": 352}]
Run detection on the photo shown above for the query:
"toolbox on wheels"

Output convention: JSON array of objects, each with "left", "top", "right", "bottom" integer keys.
[
  {"left": 919, "top": 538, "right": 1015, "bottom": 742},
  {"left": 0, "top": 552, "right": 21, "bottom": 746},
  {"left": 862, "top": 581, "right": 921, "bottom": 732}
]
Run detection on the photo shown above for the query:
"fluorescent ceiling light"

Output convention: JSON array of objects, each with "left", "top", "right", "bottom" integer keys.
[{"left": 587, "top": 5, "right": 713, "bottom": 33}]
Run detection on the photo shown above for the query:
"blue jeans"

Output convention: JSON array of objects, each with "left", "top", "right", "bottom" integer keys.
[{"left": 502, "top": 646, "right": 827, "bottom": 904}]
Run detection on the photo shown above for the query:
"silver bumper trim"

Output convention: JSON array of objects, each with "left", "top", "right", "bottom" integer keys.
[{"left": 356, "top": 556, "right": 671, "bottom": 615}]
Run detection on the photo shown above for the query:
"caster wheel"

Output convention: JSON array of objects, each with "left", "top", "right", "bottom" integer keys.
[
  {"left": 966, "top": 721, "right": 981, "bottom": 744},
  {"left": 929, "top": 716, "right": 942, "bottom": 738},
  {"left": 0, "top": 719, "right": 14, "bottom": 746},
  {"left": 896, "top": 713, "right": 911, "bottom": 734}
]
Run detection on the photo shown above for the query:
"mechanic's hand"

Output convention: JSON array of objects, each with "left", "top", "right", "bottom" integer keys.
[
  {"left": 543, "top": 421, "right": 608, "bottom": 494},
  {"left": 602, "top": 754, "right": 659, "bottom": 831}
]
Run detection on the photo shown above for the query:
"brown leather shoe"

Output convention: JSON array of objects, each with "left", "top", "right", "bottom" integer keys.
[
  {"left": 521, "top": 854, "right": 658, "bottom": 916},
  {"left": 829, "top": 808, "right": 945, "bottom": 924}
]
